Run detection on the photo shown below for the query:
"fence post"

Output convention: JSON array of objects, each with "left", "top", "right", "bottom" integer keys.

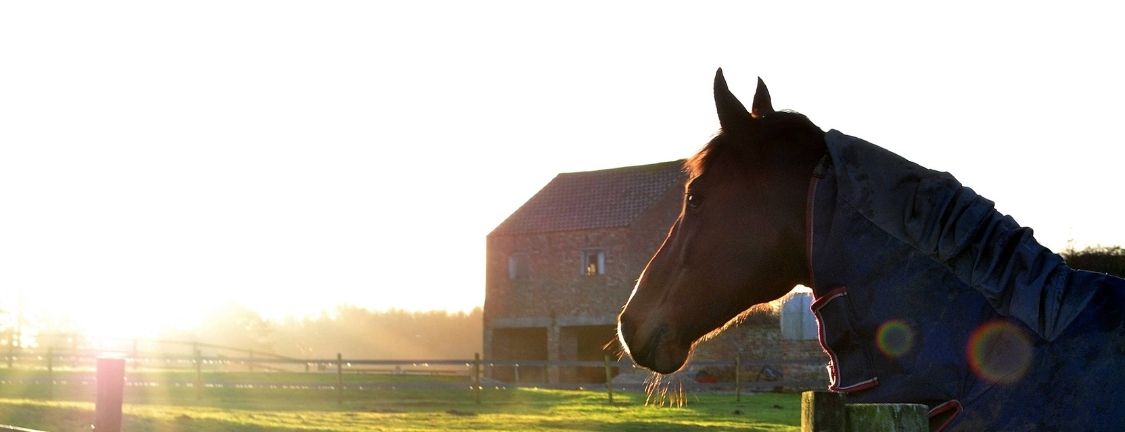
[
  {"left": 603, "top": 354, "right": 615, "bottom": 404},
  {"left": 5, "top": 332, "right": 12, "bottom": 368},
  {"left": 513, "top": 363, "right": 520, "bottom": 386},
  {"left": 336, "top": 353, "right": 344, "bottom": 405},
  {"left": 46, "top": 347, "right": 54, "bottom": 400},
  {"left": 194, "top": 347, "right": 202, "bottom": 401},
  {"left": 801, "top": 391, "right": 928, "bottom": 431},
  {"left": 801, "top": 391, "right": 845, "bottom": 432},
  {"left": 735, "top": 353, "right": 742, "bottom": 403},
  {"left": 70, "top": 336, "right": 77, "bottom": 368},
  {"left": 473, "top": 353, "right": 481, "bottom": 405},
  {"left": 95, "top": 356, "right": 125, "bottom": 432}
]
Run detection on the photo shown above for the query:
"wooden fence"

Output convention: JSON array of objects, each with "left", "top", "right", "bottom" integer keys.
[
  {"left": 1, "top": 349, "right": 825, "bottom": 390},
  {"left": 2, "top": 349, "right": 937, "bottom": 432},
  {"left": 0, "top": 350, "right": 832, "bottom": 432},
  {"left": 0, "top": 351, "right": 827, "bottom": 411}
]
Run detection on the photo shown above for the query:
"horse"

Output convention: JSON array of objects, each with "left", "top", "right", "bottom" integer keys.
[{"left": 617, "top": 69, "right": 1125, "bottom": 431}]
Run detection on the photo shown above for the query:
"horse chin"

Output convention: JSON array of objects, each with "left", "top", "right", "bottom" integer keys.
[
  {"left": 623, "top": 323, "right": 693, "bottom": 374},
  {"left": 645, "top": 342, "right": 691, "bottom": 375}
]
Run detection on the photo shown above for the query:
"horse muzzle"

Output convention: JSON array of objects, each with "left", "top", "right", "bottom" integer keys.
[{"left": 618, "top": 314, "right": 691, "bottom": 374}]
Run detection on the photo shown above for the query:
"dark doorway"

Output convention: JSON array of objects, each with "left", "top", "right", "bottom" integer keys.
[
  {"left": 491, "top": 327, "right": 548, "bottom": 383},
  {"left": 562, "top": 325, "right": 620, "bottom": 383}
]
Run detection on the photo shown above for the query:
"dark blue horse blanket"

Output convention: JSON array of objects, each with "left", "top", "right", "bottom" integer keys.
[{"left": 808, "top": 130, "right": 1125, "bottom": 431}]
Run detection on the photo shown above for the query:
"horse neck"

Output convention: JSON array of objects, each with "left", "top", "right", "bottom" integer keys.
[{"left": 764, "top": 132, "right": 827, "bottom": 291}]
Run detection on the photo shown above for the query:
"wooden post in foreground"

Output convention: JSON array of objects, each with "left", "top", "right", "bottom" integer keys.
[
  {"left": 802, "top": 391, "right": 845, "bottom": 432},
  {"left": 801, "top": 391, "right": 928, "bottom": 432},
  {"left": 603, "top": 354, "right": 615, "bottom": 404},
  {"left": 95, "top": 357, "right": 125, "bottom": 432},
  {"left": 845, "top": 404, "right": 928, "bottom": 431}
]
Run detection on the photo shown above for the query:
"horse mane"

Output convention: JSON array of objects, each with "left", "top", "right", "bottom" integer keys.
[{"left": 684, "top": 110, "right": 819, "bottom": 180}]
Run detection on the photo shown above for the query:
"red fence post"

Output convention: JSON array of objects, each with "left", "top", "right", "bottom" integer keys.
[{"left": 95, "top": 356, "right": 125, "bottom": 432}]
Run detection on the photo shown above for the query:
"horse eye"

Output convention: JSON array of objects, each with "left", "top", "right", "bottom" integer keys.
[{"left": 686, "top": 193, "right": 702, "bottom": 209}]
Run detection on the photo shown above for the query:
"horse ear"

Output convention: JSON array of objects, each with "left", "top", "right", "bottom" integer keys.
[
  {"left": 751, "top": 77, "right": 774, "bottom": 119},
  {"left": 714, "top": 68, "right": 751, "bottom": 132}
]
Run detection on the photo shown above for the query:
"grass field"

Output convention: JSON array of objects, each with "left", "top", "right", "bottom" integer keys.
[{"left": 0, "top": 369, "right": 801, "bottom": 431}]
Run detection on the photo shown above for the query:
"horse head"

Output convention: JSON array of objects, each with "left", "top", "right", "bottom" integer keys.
[{"left": 617, "top": 69, "right": 827, "bottom": 374}]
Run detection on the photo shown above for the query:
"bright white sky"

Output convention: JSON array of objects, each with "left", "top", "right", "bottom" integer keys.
[{"left": 2, "top": 2, "right": 1123, "bottom": 339}]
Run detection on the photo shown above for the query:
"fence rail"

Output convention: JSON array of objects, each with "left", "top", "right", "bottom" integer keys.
[
  {"left": 1, "top": 351, "right": 825, "bottom": 389},
  {"left": 1, "top": 350, "right": 826, "bottom": 371}
]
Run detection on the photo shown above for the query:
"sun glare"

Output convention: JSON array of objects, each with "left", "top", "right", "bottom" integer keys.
[{"left": 26, "top": 289, "right": 208, "bottom": 347}]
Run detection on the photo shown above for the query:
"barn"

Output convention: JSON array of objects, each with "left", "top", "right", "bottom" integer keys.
[{"left": 484, "top": 160, "right": 827, "bottom": 386}]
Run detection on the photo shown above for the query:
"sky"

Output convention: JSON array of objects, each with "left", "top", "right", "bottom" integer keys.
[{"left": 2, "top": 2, "right": 1123, "bottom": 339}]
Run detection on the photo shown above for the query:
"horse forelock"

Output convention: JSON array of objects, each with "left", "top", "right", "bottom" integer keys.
[{"left": 684, "top": 135, "right": 720, "bottom": 180}]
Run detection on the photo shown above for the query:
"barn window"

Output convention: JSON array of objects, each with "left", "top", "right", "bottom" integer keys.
[
  {"left": 581, "top": 249, "right": 605, "bottom": 276},
  {"left": 780, "top": 290, "right": 818, "bottom": 340},
  {"left": 508, "top": 253, "right": 529, "bottom": 280}
]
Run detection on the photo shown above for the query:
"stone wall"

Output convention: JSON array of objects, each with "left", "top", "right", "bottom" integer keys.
[{"left": 691, "top": 318, "right": 829, "bottom": 390}]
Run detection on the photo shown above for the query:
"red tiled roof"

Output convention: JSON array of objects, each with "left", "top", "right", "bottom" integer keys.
[{"left": 491, "top": 160, "right": 686, "bottom": 236}]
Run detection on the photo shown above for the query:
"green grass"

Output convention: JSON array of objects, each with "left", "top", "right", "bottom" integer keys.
[{"left": 0, "top": 369, "right": 800, "bottom": 431}]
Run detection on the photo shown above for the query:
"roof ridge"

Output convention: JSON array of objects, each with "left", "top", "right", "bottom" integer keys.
[
  {"left": 557, "top": 160, "right": 686, "bottom": 176},
  {"left": 490, "top": 160, "right": 686, "bottom": 236}
]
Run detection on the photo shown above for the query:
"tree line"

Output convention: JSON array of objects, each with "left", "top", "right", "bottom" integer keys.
[
  {"left": 159, "top": 305, "right": 483, "bottom": 360},
  {"left": 1062, "top": 245, "right": 1125, "bottom": 278}
]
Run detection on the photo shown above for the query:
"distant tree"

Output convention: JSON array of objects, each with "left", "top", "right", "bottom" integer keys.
[
  {"left": 164, "top": 303, "right": 275, "bottom": 354},
  {"left": 158, "top": 305, "right": 483, "bottom": 359},
  {"left": 1062, "top": 245, "right": 1125, "bottom": 278}
]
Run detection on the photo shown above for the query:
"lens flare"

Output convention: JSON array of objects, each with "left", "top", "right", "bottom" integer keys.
[
  {"left": 967, "top": 320, "right": 1033, "bottom": 384},
  {"left": 875, "top": 320, "right": 915, "bottom": 358}
]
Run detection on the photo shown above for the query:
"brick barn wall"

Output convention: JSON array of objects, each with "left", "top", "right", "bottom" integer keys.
[
  {"left": 486, "top": 226, "right": 634, "bottom": 320},
  {"left": 484, "top": 186, "right": 683, "bottom": 323},
  {"left": 484, "top": 185, "right": 683, "bottom": 383}
]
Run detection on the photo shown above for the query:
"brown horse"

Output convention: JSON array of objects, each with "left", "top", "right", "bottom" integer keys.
[
  {"left": 617, "top": 69, "right": 825, "bottom": 375},
  {"left": 618, "top": 69, "right": 1125, "bottom": 431}
]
